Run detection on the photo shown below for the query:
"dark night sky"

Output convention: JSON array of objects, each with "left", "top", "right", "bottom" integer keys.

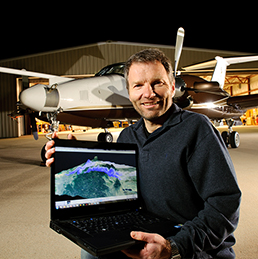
[{"left": 1, "top": 7, "right": 257, "bottom": 60}]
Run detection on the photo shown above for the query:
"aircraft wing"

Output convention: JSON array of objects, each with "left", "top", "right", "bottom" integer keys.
[
  {"left": 227, "top": 94, "right": 258, "bottom": 110},
  {"left": 182, "top": 55, "right": 258, "bottom": 71},
  {"left": 0, "top": 66, "right": 73, "bottom": 85}
]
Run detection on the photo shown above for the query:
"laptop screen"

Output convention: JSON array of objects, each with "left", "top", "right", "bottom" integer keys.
[{"left": 52, "top": 140, "right": 138, "bottom": 217}]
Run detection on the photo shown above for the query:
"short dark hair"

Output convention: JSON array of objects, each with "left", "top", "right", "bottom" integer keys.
[{"left": 124, "top": 48, "right": 174, "bottom": 88}]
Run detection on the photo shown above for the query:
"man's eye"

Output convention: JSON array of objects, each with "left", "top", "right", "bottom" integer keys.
[{"left": 153, "top": 81, "right": 163, "bottom": 87}]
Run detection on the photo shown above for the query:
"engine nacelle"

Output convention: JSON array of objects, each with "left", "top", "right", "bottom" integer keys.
[
  {"left": 20, "top": 84, "right": 59, "bottom": 112},
  {"left": 174, "top": 76, "right": 185, "bottom": 98}
]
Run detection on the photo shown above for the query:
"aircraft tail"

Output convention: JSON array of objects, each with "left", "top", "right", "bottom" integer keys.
[
  {"left": 212, "top": 55, "right": 258, "bottom": 89},
  {"left": 183, "top": 55, "right": 258, "bottom": 89},
  {"left": 211, "top": 56, "right": 228, "bottom": 88}
]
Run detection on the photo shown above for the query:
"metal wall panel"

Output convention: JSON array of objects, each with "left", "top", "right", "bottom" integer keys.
[{"left": 0, "top": 74, "right": 18, "bottom": 138}]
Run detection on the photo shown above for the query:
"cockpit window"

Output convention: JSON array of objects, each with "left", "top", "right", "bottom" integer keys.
[{"left": 95, "top": 63, "right": 125, "bottom": 76}]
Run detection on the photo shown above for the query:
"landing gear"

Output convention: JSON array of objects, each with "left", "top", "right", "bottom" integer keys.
[
  {"left": 41, "top": 109, "right": 62, "bottom": 166},
  {"left": 221, "top": 119, "right": 240, "bottom": 148},
  {"left": 97, "top": 129, "right": 113, "bottom": 142},
  {"left": 45, "top": 109, "right": 61, "bottom": 140},
  {"left": 229, "top": 131, "right": 240, "bottom": 148}
]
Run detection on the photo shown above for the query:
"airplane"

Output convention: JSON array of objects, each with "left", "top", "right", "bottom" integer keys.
[{"left": 1, "top": 27, "right": 258, "bottom": 158}]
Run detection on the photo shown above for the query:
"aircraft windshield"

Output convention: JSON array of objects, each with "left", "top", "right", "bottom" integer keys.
[{"left": 95, "top": 63, "right": 125, "bottom": 76}]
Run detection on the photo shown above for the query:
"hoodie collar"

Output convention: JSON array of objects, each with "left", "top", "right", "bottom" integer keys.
[
  {"left": 132, "top": 104, "right": 183, "bottom": 143},
  {"left": 133, "top": 103, "right": 182, "bottom": 131}
]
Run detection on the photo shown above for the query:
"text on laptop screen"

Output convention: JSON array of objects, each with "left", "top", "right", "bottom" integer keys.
[{"left": 54, "top": 146, "right": 137, "bottom": 210}]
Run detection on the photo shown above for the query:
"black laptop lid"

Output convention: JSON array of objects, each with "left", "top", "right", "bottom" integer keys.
[{"left": 51, "top": 139, "right": 140, "bottom": 220}]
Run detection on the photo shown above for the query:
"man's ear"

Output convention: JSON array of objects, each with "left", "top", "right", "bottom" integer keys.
[
  {"left": 127, "top": 86, "right": 132, "bottom": 102},
  {"left": 171, "top": 80, "right": 176, "bottom": 98},
  {"left": 129, "top": 93, "right": 132, "bottom": 102}
]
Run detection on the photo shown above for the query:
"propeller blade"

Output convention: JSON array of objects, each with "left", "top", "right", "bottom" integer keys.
[
  {"left": 174, "top": 27, "right": 185, "bottom": 77},
  {"left": 29, "top": 113, "right": 38, "bottom": 140},
  {"left": 32, "top": 131, "right": 39, "bottom": 140}
]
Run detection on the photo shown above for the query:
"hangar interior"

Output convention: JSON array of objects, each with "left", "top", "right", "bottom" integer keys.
[{"left": 1, "top": 41, "right": 258, "bottom": 138}]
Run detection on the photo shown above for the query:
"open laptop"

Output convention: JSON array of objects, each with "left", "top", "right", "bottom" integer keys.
[{"left": 50, "top": 139, "right": 181, "bottom": 256}]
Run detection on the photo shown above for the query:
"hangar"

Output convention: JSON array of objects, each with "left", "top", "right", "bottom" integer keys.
[{"left": 0, "top": 41, "right": 258, "bottom": 139}]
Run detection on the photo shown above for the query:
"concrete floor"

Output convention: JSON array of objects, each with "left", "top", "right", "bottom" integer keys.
[{"left": 0, "top": 126, "right": 257, "bottom": 258}]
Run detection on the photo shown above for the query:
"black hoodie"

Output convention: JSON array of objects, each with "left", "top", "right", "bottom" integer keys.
[{"left": 117, "top": 104, "right": 241, "bottom": 259}]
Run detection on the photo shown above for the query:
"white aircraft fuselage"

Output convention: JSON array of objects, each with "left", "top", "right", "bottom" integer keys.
[{"left": 20, "top": 74, "right": 131, "bottom": 113}]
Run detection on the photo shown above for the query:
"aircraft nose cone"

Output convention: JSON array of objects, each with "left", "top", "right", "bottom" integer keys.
[{"left": 20, "top": 84, "right": 46, "bottom": 111}]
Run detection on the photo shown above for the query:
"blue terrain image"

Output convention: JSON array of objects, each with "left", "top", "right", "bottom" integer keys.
[{"left": 55, "top": 156, "right": 137, "bottom": 199}]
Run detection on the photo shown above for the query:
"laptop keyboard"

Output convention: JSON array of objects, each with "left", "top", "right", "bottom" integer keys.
[{"left": 70, "top": 211, "right": 160, "bottom": 235}]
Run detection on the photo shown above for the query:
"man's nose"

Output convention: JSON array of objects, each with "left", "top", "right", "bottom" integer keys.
[{"left": 143, "top": 84, "right": 156, "bottom": 99}]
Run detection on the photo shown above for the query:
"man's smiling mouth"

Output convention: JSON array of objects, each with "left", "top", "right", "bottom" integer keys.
[{"left": 142, "top": 101, "right": 161, "bottom": 106}]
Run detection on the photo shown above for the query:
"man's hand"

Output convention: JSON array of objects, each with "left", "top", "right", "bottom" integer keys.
[
  {"left": 45, "top": 132, "right": 76, "bottom": 167},
  {"left": 122, "top": 231, "right": 172, "bottom": 259}
]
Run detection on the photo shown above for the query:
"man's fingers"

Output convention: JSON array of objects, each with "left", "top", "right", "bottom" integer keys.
[
  {"left": 46, "top": 157, "right": 54, "bottom": 167},
  {"left": 52, "top": 131, "right": 59, "bottom": 139},
  {"left": 67, "top": 133, "right": 76, "bottom": 140},
  {"left": 45, "top": 139, "right": 55, "bottom": 168},
  {"left": 45, "top": 146, "right": 55, "bottom": 158},
  {"left": 45, "top": 140, "right": 54, "bottom": 151},
  {"left": 45, "top": 132, "right": 76, "bottom": 168},
  {"left": 131, "top": 231, "right": 156, "bottom": 243},
  {"left": 45, "top": 131, "right": 58, "bottom": 155},
  {"left": 45, "top": 146, "right": 55, "bottom": 167}
]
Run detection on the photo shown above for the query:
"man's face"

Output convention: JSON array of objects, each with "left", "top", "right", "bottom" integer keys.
[{"left": 127, "top": 61, "right": 175, "bottom": 122}]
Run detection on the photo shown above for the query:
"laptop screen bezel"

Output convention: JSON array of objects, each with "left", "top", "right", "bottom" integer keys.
[{"left": 51, "top": 139, "right": 141, "bottom": 221}]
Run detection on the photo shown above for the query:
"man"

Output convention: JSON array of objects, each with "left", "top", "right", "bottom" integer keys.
[{"left": 46, "top": 49, "right": 241, "bottom": 259}]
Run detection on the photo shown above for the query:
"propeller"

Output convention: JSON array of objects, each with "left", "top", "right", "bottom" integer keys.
[
  {"left": 174, "top": 27, "right": 185, "bottom": 77},
  {"left": 174, "top": 27, "right": 186, "bottom": 99},
  {"left": 29, "top": 113, "right": 39, "bottom": 140}
]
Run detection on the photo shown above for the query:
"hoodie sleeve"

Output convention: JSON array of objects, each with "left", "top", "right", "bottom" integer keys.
[{"left": 168, "top": 123, "right": 241, "bottom": 258}]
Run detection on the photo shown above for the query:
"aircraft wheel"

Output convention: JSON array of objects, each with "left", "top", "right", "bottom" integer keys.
[
  {"left": 221, "top": 131, "right": 229, "bottom": 147},
  {"left": 97, "top": 133, "right": 104, "bottom": 142},
  {"left": 229, "top": 131, "right": 240, "bottom": 148},
  {"left": 105, "top": 133, "right": 113, "bottom": 142},
  {"left": 98, "top": 132, "right": 113, "bottom": 142}
]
